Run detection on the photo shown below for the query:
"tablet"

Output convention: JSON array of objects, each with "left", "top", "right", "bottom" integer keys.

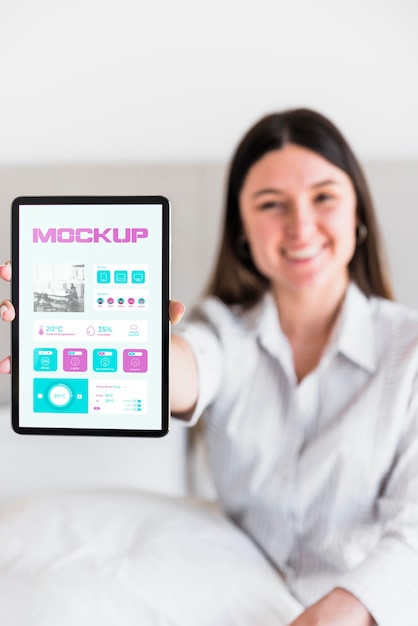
[{"left": 11, "top": 196, "right": 170, "bottom": 437}]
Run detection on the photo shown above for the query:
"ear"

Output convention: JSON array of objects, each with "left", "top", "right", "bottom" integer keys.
[{"left": 355, "top": 221, "right": 368, "bottom": 246}]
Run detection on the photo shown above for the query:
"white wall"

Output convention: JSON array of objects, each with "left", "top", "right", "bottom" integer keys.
[{"left": 0, "top": 0, "right": 417, "bottom": 164}]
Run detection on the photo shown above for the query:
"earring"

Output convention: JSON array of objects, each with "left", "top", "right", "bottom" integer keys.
[
  {"left": 236, "top": 235, "right": 250, "bottom": 260},
  {"left": 356, "top": 222, "right": 368, "bottom": 245}
]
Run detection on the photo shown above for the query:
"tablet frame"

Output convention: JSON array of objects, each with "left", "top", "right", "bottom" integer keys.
[{"left": 11, "top": 195, "right": 170, "bottom": 437}]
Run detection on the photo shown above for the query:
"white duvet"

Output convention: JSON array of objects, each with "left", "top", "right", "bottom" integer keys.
[{"left": 0, "top": 489, "right": 303, "bottom": 626}]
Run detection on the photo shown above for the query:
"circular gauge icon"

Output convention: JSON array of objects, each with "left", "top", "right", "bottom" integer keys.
[{"left": 47, "top": 383, "right": 73, "bottom": 408}]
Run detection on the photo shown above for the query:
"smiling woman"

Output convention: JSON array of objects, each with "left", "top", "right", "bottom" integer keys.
[
  {"left": 237, "top": 145, "right": 359, "bottom": 379},
  {"left": 168, "top": 109, "right": 418, "bottom": 626},
  {"left": 207, "top": 108, "right": 393, "bottom": 309},
  {"left": 238, "top": 146, "right": 358, "bottom": 293}
]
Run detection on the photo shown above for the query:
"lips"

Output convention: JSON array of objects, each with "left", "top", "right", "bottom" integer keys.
[{"left": 282, "top": 244, "right": 325, "bottom": 260}]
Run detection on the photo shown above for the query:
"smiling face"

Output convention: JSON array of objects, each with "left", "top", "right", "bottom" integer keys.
[{"left": 238, "top": 144, "right": 358, "bottom": 298}]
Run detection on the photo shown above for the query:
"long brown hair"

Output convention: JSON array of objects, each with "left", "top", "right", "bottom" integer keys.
[{"left": 207, "top": 108, "right": 394, "bottom": 307}]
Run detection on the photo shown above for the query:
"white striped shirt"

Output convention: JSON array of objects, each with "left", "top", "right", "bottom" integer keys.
[{"left": 174, "top": 283, "right": 418, "bottom": 626}]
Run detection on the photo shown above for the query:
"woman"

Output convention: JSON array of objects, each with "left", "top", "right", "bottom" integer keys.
[{"left": 2, "top": 109, "right": 418, "bottom": 625}]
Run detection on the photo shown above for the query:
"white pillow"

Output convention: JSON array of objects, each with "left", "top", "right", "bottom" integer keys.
[
  {"left": 0, "top": 404, "right": 188, "bottom": 503},
  {"left": 0, "top": 489, "right": 303, "bottom": 626}
]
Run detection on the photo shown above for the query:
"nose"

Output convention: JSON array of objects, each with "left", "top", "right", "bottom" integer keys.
[{"left": 285, "top": 203, "right": 316, "bottom": 239}]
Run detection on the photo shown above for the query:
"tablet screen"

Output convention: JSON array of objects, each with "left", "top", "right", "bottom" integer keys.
[{"left": 11, "top": 196, "right": 170, "bottom": 436}]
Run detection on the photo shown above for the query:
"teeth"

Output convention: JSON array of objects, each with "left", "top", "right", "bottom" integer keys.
[{"left": 284, "top": 246, "right": 322, "bottom": 260}]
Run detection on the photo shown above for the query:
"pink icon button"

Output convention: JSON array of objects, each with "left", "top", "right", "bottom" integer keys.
[
  {"left": 63, "top": 349, "right": 88, "bottom": 372},
  {"left": 123, "top": 349, "right": 148, "bottom": 373}
]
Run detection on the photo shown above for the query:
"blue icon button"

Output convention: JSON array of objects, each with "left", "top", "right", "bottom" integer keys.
[
  {"left": 97, "top": 270, "right": 111, "bottom": 284},
  {"left": 93, "top": 349, "right": 118, "bottom": 372},
  {"left": 34, "top": 348, "right": 58, "bottom": 372},
  {"left": 114, "top": 270, "right": 128, "bottom": 283},
  {"left": 131, "top": 270, "right": 146, "bottom": 284}
]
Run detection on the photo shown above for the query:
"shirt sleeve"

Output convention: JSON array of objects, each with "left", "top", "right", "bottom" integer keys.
[
  {"left": 338, "top": 376, "right": 418, "bottom": 626},
  {"left": 171, "top": 298, "right": 226, "bottom": 426}
]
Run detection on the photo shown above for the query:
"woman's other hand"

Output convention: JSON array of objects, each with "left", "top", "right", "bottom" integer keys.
[
  {"left": 169, "top": 299, "right": 185, "bottom": 325},
  {"left": 288, "top": 588, "right": 374, "bottom": 626},
  {"left": 0, "top": 262, "right": 14, "bottom": 374}
]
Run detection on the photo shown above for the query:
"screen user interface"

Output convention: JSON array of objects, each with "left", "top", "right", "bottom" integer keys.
[{"left": 15, "top": 199, "right": 168, "bottom": 432}]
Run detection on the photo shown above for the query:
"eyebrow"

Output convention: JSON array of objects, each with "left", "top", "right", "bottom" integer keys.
[
  {"left": 251, "top": 180, "right": 343, "bottom": 198},
  {"left": 311, "top": 179, "right": 343, "bottom": 189},
  {"left": 251, "top": 188, "right": 285, "bottom": 198}
]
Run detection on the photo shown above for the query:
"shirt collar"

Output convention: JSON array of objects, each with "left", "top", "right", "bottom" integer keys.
[
  {"left": 244, "top": 283, "right": 377, "bottom": 375},
  {"left": 243, "top": 292, "right": 296, "bottom": 381},
  {"left": 334, "top": 282, "right": 377, "bottom": 374}
]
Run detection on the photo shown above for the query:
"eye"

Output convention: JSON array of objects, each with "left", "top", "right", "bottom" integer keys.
[
  {"left": 258, "top": 201, "right": 287, "bottom": 211},
  {"left": 315, "top": 192, "right": 334, "bottom": 203}
]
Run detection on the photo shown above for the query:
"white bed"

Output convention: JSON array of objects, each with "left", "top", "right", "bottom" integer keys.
[{"left": 0, "top": 405, "right": 303, "bottom": 625}]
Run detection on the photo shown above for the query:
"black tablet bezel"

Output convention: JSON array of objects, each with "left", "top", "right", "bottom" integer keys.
[{"left": 11, "top": 195, "right": 170, "bottom": 437}]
